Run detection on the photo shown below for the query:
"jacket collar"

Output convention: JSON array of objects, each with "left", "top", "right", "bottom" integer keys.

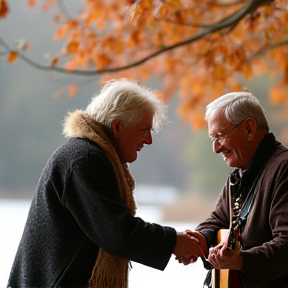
[{"left": 237, "top": 133, "right": 278, "bottom": 185}]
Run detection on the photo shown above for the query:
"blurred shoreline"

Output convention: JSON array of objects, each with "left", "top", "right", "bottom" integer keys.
[
  {"left": 0, "top": 190, "right": 34, "bottom": 200},
  {"left": 0, "top": 188, "right": 215, "bottom": 223}
]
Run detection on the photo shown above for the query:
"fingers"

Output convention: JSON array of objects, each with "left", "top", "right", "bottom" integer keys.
[
  {"left": 185, "top": 229, "right": 193, "bottom": 235},
  {"left": 208, "top": 243, "right": 242, "bottom": 270},
  {"left": 208, "top": 247, "right": 222, "bottom": 269},
  {"left": 185, "top": 230, "right": 200, "bottom": 239},
  {"left": 219, "top": 243, "right": 227, "bottom": 257},
  {"left": 180, "top": 230, "right": 200, "bottom": 243},
  {"left": 190, "top": 255, "right": 198, "bottom": 263},
  {"left": 209, "top": 243, "right": 223, "bottom": 254},
  {"left": 175, "top": 255, "right": 197, "bottom": 265},
  {"left": 186, "top": 234, "right": 200, "bottom": 243},
  {"left": 208, "top": 244, "right": 222, "bottom": 261},
  {"left": 174, "top": 231, "right": 203, "bottom": 260},
  {"left": 185, "top": 230, "right": 208, "bottom": 258},
  {"left": 174, "top": 231, "right": 202, "bottom": 266},
  {"left": 175, "top": 256, "right": 188, "bottom": 265}
]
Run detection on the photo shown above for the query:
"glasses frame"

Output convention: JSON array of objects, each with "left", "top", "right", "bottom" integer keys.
[{"left": 209, "top": 119, "right": 246, "bottom": 144}]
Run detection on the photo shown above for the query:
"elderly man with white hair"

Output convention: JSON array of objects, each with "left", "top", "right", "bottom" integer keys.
[
  {"left": 7, "top": 79, "right": 202, "bottom": 288},
  {"left": 185, "top": 92, "right": 288, "bottom": 288}
]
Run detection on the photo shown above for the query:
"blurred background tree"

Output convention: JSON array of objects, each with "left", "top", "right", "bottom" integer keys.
[
  {"left": 1, "top": 0, "right": 288, "bottom": 126},
  {"left": 1, "top": 0, "right": 288, "bottom": 220}
]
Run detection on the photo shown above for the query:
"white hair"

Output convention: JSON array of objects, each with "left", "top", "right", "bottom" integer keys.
[
  {"left": 86, "top": 78, "right": 168, "bottom": 132},
  {"left": 205, "top": 91, "right": 269, "bottom": 131}
]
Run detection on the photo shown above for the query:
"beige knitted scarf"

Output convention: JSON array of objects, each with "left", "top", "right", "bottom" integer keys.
[{"left": 63, "top": 109, "right": 136, "bottom": 288}]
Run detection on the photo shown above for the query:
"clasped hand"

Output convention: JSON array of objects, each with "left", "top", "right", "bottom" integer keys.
[
  {"left": 173, "top": 229, "right": 208, "bottom": 265},
  {"left": 174, "top": 230, "right": 243, "bottom": 271}
]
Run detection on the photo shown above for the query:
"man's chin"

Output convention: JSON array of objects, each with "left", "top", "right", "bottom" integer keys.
[
  {"left": 127, "top": 155, "right": 137, "bottom": 163},
  {"left": 223, "top": 156, "right": 234, "bottom": 167}
]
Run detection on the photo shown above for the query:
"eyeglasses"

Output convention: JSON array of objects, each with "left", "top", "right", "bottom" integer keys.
[{"left": 209, "top": 119, "right": 245, "bottom": 144}]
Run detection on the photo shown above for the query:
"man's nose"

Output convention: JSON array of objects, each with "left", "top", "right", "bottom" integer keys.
[
  {"left": 145, "top": 131, "right": 153, "bottom": 145},
  {"left": 212, "top": 139, "right": 222, "bottom": 154}
]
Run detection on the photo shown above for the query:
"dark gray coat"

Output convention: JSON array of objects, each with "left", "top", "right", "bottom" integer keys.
[{"left": 7, "top": 138, "right": 176, "bottom": 288}]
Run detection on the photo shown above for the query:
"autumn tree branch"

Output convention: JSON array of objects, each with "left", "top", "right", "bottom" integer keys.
[
  {"left": 0, "top": 0, "right": 274, "bottom": 76},
  {"left": 248, "top": 38, "right": 288, "bottom": 61}
]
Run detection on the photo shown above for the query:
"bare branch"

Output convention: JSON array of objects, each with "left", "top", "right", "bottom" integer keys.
[
  {"left": 56, "top": 0, "right": 72, "bottom": 19},
  {"left": 214, "top": 0, "right": 248, "bottom": 7},
  {"left": 248, "top": 38, "right": 288, "bottom": 62},
  {"left": 164, "top": 18, "right": 221, "bottom": 29},
  {"left": 163, "top": 0, "right": 248, "bottom": 28}
]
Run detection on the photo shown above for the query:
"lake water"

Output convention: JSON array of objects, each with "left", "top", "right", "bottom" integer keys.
[{"left": 0, "top": 199, "right": 207, "bottom": 288}]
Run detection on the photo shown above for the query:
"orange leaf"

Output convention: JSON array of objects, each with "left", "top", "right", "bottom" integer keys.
[
  {"left": 154, "top": 90, "right": 166, "bottom": 101},
  {"left": 28, "top": 0, "right": 36, "bottom": 7},
  {"left": 270, "top": 86, "right": 288, "bottom": 105},
  {"left": 97, "top": 20, "right": 106, "bottom": 31},
  {"left": 192, "top": 111, "right": 206, "bottom": 131},
  {"left": 174, "top": 10, "right": 186, "bottom": 23},
  {"left": 7, "top": 51, "right": 17, "bottom": 63},
  {"left": 66, "top": 41, "right": 79, "bottom": 55},
  {"left": 85, "top": 9, "right": 101, "bottom": 24},
  {"left": 0, "top": 0, "right": 9, "bottom": 18},
  {"left": 94, "top": 53, "right": 112, "bottom": 70},
  {"left": 129, "top": 30, "right": 141, "bottom": 46},
  {"left": 165, "top": 59, "right": 175, "bottom": 74},
  {"left": 241, "top": 65, "right": 253, "bottom": 79},
  {"left": 54, "top": 25, "right": 69, "bottom": 40},
  {"left": 22, "top": 41, "right": 30, "bottom": 51},
  {"left": 230, "top": 82, "right": 243, "bottom": 92},
  {"left": 51, "top": 57, "right": 59, "bottom": 66},
  {"left": 137, "top": 0, "right": 153, "bottom": 10},
  {"left": 139, "top": 67, "right": 149, "bottom": 81},
  {"left": 280, "top": 66, "right": 288, "bottom": 85},
  {"left": 212, "top": 65, "right": 227, "bottom": 81},
  {"left": 43, "top": 0, "right": 56, "bottom": 11},
  {"left": 68, "top": 85, "right": 78, "bottom": 98},
  {"left": 165, "top": 0, "right": 183, "bottom": 9},
  {"left": 155, "top": 31, "right": 163, "bottom": 47},
  {"left": 65, "top": 60, "right": 77, "bottom": 71},
  {"left": 52, "top": 88, "right": 64, "bottom": 99},
  {"left": 155, "top": 4, "right": 167, "bottom": 17},
  {"left": 128, "top": 2, "right": 143, "bottom": 24}
]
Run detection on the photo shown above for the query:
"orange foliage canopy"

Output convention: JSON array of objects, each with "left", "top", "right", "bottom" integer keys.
[
  {"left": 2, "top": 0, "right": 288, "bottom": 128},
  {"left": 0, "top": 0, "right": 9, "bottom": 18}
]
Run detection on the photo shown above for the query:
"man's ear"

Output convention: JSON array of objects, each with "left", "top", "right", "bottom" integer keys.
[
  {"left": 111, "top": 119, "right": 123, "bottom": 138},
  {"left": 245, "top": 117, "right": 257, "bottom": 139}
]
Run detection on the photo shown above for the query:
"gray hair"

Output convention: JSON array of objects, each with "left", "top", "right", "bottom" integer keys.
[
  {"left": 205, "top": 91, "right": 269, "bottom": 131},
  {"left": 86, "top": 78, "right": 168, "bottom": 132}
]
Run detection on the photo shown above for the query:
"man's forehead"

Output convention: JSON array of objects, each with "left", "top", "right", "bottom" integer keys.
[
  {"left": 208, "top": 110, "right": 227, "bottom": 123},
  {"left": 208, "top": 112, "right": 230, "bottom": 132}
]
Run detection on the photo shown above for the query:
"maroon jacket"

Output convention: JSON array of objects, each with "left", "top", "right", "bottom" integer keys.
[{"left": 196, "top": 133, "right": 288, "bottom": 288}]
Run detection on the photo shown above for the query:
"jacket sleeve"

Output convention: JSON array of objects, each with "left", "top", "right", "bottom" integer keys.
[
  {"left": 241, "top": 161, "right": 288, "bottom": 283},
  {"left": 61, "top": 149, "right": 177, "bottom": 271},
  {"left": 195, "top": 179, "right": 231, "bottom": 248}
]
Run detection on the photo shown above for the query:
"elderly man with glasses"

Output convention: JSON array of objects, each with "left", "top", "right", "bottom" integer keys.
[{"left": 182, "top": 92, "right": 288, "bottom": 288}]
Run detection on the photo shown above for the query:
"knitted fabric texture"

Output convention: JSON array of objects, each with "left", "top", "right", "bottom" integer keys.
[{"left": 63, "top": 109, "right": 136, "bottom": 288}]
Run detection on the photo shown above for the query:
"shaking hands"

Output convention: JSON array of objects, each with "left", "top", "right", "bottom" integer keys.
[
  {"left": 173, "top": 230, "right": 209, "bottom": 266},
  {"left": 175, "top": 230, "right": 242, "bottom": 271}
]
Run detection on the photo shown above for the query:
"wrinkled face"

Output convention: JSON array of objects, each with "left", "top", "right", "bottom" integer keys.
[
  {"left": 116, "top": 109, "right": 154, "bottom": 164},
  {"left": 208, "top": 111, "right": 250, "bottom": 169}
]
